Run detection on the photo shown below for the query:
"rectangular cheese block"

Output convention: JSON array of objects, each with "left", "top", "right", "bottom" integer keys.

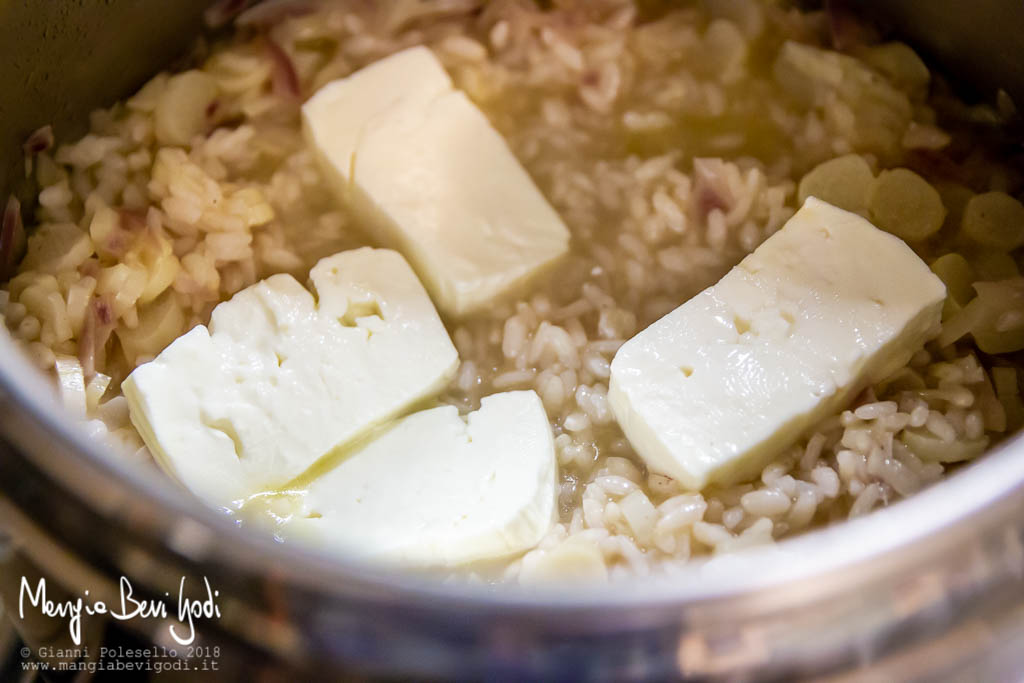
[
  {"left": 123, "top": 247, "right": 459, "bottom": 506},
  {"left": 608, "top": 197, "right": 947, "bottom": 490},
  {"left": 302, "top": 46, "right": 570, "bottom": 317},
  {"left": 280, "top": 391, "right": 556, "bottom": 567}
]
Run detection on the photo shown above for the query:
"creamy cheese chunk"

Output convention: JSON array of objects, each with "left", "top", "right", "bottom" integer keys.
[
  {"left": 281, "top": 391, "right": 557, "bottom": 567},
  {"left": 123, "top": 248, "right": 459, "bottom": 506},
  {"left": 302, "top": 46, "right": 570, "bottom": 317},
  {"left": 609, "top": 198, "right": 947, "bottom": 490}
]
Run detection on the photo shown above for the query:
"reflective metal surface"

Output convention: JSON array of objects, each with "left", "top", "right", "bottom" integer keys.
[
  {"left": 860, "top": 0, "right": 1024, "bottom": 105},
  {"left": 0, "top": 0, "right": 213, "bottom": 210},
  {"left": 1, "top": 2, "right": 1023, "bottom": 679},
  {"left": 4, "top": 329, "right": 1024, "bottom": 680}
]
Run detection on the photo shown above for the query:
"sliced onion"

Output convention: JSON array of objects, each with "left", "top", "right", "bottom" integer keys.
[
  {"left": 115, "top": 291, "right": 186, "bottom": 366},
  {"left": 97, "top": 395, "right": 131, "bottom": 429},
  {"left": 868, "top": 168, "right": 945, "bottom": 242},
  {"left": 236, "top": 0, "right": 316, "bottom": 28},
  {"left": 798, "top": 154, "right": 874, "bottom": 214},
  {"left": 97, "top": 262, "right": 148, "bottom": 318},
  {"left": 854, "top": 43, "right": 930, "bottom": 98},
  {"left": 204, "top": 0, "right": 252, "bottom": 28},
  {"left": 825, "top": 0, "right": 870, "bottom": 52},
  {"left": 89, "top": 205, "right": 127, "bottom": 258},
  {"left": 21, "top": 222, "right": 94, "bottom": 274},
  {"left": 23, "top": 124, "right": 54, "bottom": 156},
  {"left": 961, "top": 192, "right": 1024, "bottom": 250},
  {"left": 78, "top": 295, "right": 116, "bottom": 377},
  {"left": 136, "top": 230, "right": 180, "bottom": 304},
  {"left": 930, "top": 253, "right": 975, "bottom": 306},
  {"left": 55, "top": 355, "right": 87, "bottom": 417},
  {"left": 85, "top": 372, "right": 112, "bottom": 414},
  {"left": 154, "top": 70, "right": 220, "bottom": 147},
  {"left": 1, "top": 195, "right": 22, "bottom": 279},
  {"left": 693, "top": 158, "right": 733, "bottom": 218},
  {"left": 935, "top": 277, "right": 1024, "bottom": 352},
  {"left": 266, "top": 37, "right": 301, "bottom": 101}
]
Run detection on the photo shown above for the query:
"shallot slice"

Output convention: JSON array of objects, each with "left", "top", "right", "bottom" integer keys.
[
  {"left": 236, "top": 0, "right": 316, "bottom": 28},
  {"left": 23, "top": 124, "right": 54, "bottom": 156},
  {"left": 1, "top": 195, "right": 22, "bottom": 280},
  {"left": 204, "top": 0, "right": 251, "bottom": 28},
  {"left": 825, "top": 0, "right": 870, "bottom": 52},
  {"left": 266, "top": 36, "right": 301, "bottom": 101},
  {"left": 78, "top": 295, "right": 116, "bottom": 378}
]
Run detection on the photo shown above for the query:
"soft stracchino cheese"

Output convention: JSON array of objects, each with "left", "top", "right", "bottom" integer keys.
[
  {"left": 280, "top": 391, "right": 557, "bottom": 567},
  {"left": 302, "top": 46, "right": 570, "bottom": 317},
  {"left": 608, "top": 197, "right": 947, "bottom": 490},
  {"left": 122, "top": 247, "right": 459, "bottom": 506}
]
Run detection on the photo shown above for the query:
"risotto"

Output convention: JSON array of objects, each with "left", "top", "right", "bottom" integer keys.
[{"left": 2, "top": 0, "right": 1023, "bottom": 582}]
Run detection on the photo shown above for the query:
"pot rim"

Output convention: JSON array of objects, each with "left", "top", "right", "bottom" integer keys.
[{"left": 2, "top": 328, "right": 1023, "bottom": 618}]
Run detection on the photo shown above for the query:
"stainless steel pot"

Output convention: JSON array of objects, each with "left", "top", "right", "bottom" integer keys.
[{"left": 2, "top": 2, "right": 1024, "bottom": 679}]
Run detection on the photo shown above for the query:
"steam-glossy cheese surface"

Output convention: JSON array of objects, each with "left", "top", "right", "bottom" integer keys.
[
  {"left": 282, "top": 391, "right": 557, "bottom": 567},
  {"left": 609, "top": 198, "right": 947, "bottom": 490},
  {"left": 302, "top": 46, "right": 570, "bottom": 316},
  {"left": 123, "top": 248, "right": 458, "bottom": 506}
]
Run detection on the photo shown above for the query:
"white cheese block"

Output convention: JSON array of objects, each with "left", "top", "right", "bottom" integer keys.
[
  {"left": 608, "top": 197, "right": 946, "bottom": 490},
  {"left": 281, "top": 391, "right": 557, "bottom": 567},
  {"left": 303, "top": 46, "right": 570, "bottom": 317},
  {"left": 122, "top": 247, "right": 459, "bottom": 506}
]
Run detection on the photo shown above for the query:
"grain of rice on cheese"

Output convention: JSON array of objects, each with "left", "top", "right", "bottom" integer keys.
[{"left": 2, "top": 0, "right": 1023, "bottom": 582}]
